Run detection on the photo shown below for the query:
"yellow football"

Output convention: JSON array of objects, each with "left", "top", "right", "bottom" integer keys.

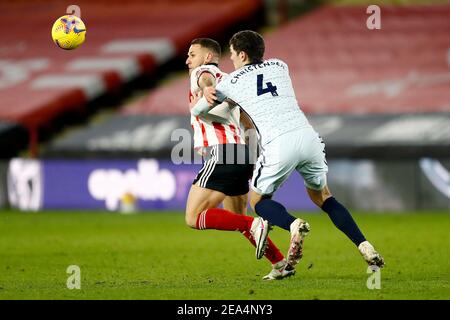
[{"left": 51, "top": 15, "right": 86, "bottom": 50}]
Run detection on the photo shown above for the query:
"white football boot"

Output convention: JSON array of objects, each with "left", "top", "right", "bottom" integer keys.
[
  {"left": 358, "top": 241, "right": 385, "bottom": 267},
  {"left": 286, "top": 218, "right": 310, "bottom": 268},
  {"left": 250, "top": 217, "right": 271, "bottom": 260},
  {"left": 262, "top": 259, "right": 296, "bottom": 281}
]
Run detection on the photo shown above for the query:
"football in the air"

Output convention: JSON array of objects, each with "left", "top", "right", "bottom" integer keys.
[{"left": 51, "top": 15, "right": 86, "bottom": 50}]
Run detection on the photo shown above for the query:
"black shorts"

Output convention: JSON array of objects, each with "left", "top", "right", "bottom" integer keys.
[{"left": 193, "top": 144, "right": 254, "bottom": 196}]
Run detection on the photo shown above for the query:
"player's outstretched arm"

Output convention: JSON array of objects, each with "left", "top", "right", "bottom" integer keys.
[
  {"left": 189, "top": 91, "right": 202, "bottom": 110},
  {"left": 191, "top": 87, "right": 230, "bottom": 117},
  {"left": 203, "top": 86, "right": 218, "bottom": 105},
  {"left": 191, "top": 96, "right": 217, "bottom": 116}
]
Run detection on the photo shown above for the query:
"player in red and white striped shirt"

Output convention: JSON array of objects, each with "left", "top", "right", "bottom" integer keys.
[
  {"left": 189, "top": 59, "right": 245, "bottom": 152},
  {"left": 184, "top": 38, "right": 291, "bottom": 280}
]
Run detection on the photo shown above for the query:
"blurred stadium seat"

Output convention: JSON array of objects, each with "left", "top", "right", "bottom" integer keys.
[
  {"left": 123, "top": 4, "right": 450, "bottom": 116},
  {"left": 0, "top": 0, "right": 263, "bottom": 155},
  {"left": 44, "top": 3, "right": 450, "bottom": 161}
]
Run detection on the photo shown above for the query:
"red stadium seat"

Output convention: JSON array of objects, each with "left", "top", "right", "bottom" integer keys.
[
  {"left": 126, "top": 4, "right": 449, "bottom": 116},
  {"left": 0, "top": 0, "right": 263, "bottom": 154}
]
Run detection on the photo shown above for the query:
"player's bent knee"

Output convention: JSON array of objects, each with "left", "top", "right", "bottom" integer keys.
[
  {"left": 185, "top": 217, "right": 196, "bottom": 229},
  {"left": 304, "top": 174, "right": 327, "bottom": 192},
  {"left": 308, "top": 192, "right": 325, "bottom": 207},
  {"left": 307, "top": 185, "right": 332, "bottom": 208},
  {"left": 185, "top": 211, "right": 199, "bottom": 228},
  {"left": 311, "top": 196, "right": 325, "bottom": 208},
  {"left": 249, "top": 196, "right": 262, "bottom": 212},
  {"left": 249, "top": 198, "right": 258, "bottom": 212},
  {"left": 249, "top": 193, "right": 271, "bottom": 212}
]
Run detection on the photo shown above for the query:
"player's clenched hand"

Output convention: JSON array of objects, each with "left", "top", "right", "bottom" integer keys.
[
  {"left": 203, "top": 86, "right": 217, "bottom": 105},
  {"left": 189, "top": 91, "right": 202, "bottom": 109}
]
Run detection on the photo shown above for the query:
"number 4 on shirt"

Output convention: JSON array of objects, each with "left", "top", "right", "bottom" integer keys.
[{"left": 257, "top": 74, "right": 278, "bottom": 97}]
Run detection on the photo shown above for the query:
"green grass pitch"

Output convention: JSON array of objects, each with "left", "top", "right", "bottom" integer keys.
[{"left": 0, "top": 210, "right": 449, "bottom": 300}]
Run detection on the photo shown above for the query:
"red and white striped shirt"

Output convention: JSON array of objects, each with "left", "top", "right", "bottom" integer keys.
[{"left": 189, "top": 64, "right": 245, "bottom": 154}]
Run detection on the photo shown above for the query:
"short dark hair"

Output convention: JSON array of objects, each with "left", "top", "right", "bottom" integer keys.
[
  {"left": 229, "top": 30, "right": 265, "bottom": 63},
  {"left": 190, "top": 38, "right": 221, "bottom": 57}
]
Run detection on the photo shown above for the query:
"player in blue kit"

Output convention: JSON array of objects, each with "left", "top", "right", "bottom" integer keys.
[{"left": 191, "top": 30, "right": 385, "bottom": 272}]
